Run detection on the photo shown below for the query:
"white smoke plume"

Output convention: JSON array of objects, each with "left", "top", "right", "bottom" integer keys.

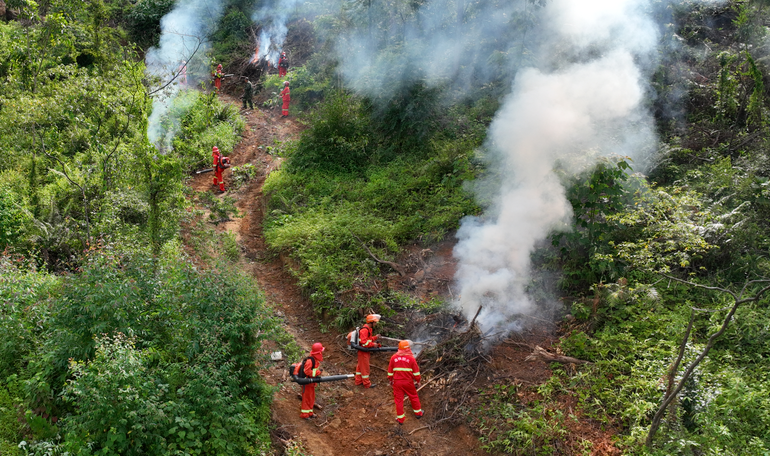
[
  {"left": 252, "top": 0, "right": 307, "bottom": 65},
  {"left": 145, "top": 0, "right": 226, "bottom": 148},
  {"left": 452, "top": 0, "right": 722, "bottom": 333},
  {"left": 333, "top": 0, "right": 547, "bottom": 100}
]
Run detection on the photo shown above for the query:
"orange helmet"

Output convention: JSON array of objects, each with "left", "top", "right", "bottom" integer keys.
[
  {"left": 398, "top": 340, "right": 411, "bottom": 350},
  {"left": 365, "top": 314, "right": 381, "bottom": 324}
]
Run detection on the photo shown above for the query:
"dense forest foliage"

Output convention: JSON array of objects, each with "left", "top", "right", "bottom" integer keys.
[
  {"left": 0, "top": 0, "right": 769, "bottom": 454},
  {"left": 0, "top": 0, "right": 292, "bottom": 454}
]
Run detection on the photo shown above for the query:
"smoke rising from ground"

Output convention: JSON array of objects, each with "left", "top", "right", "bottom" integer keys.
[
  {"left": 146, "top": 0, "right": 225, "bottom": 148},
  {"left": 452, "top": 0, "right": 722, "bottom": 334},
  {"left": 252, "top": 0, "right": 306, "bottom": 65},
  {"left": 454, "top": 49, "right": 649, "bottom": 332}
]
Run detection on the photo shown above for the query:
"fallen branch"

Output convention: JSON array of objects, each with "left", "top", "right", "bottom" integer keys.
[
  {"left": 525, "top": 346, "right": 593, "bottom": 365},
  {"left": 410, "top": 365, "right": 480, "bottom": 435},
  {"left": 416, "top": 372, "right": 447, "bottom": 392},
  {"left": 353, "top": 426, "right": 374, "bottom": 442},
  {"left": 469, "top": 305, "right": 482, "bottom": 328},
  {"left": 502, "top": 339, "right": 534, "bottom": 349},
  {"left": 347, "top": 229, "right": 406, "bottom": 276}
]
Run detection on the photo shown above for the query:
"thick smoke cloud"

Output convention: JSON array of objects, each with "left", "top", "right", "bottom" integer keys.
[
  {"left": 452, "top": 0, "right": 723, "bottom": 334},
  {"left": 454, "top": 50, "right": 649, "bottom": 332},
  {"left": 252, "top": 0, "right": 307, "bottom": 65},
  {"left": 335, "top": 0, "right": 537, "bottom": 99},
  {"left": 145, "top": 0, "right": 225, "bottom": 148}
]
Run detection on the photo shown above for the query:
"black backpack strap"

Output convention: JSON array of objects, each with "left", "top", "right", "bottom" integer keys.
[{"left": 299, "top": 356, "right": 316, "bottom": 377}]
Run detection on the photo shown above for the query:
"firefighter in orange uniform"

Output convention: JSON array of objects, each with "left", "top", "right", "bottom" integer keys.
[
  {"left": 280, "top": 81, "right": 290, "bottom": 117},
  {"left": 211, "top": 146, "right": 230, "bottom": 193},
  {"left": 388, "top": 340, "right": 423, "bottom": 424},
  {"left": 296, "top": 342, "right": 324, "bottom": 419},
  {"left": 213, "top": 64, "right": 224, "bottom": 91},
  {"left": 355, "top": 314, "right": 381, "bottom": 388},
  {"left": 278, "top": 51, "right": 289, "bottom": 77}
]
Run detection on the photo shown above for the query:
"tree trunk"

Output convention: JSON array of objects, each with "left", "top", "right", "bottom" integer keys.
[{"left": 645, "top": 278, "right": 770, "bottom": 448}]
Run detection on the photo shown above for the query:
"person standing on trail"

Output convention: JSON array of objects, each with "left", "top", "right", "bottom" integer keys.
[
  {"left": 213, "top": 64, "right": 224, "bottom": 91},
  {"left": 355, "top": 314, "right": 382, "bottom": 389},
  {"left": 241, "top": 77, "right": 254, "bottom": 110},
  {"left": 280, "top": 81, "right": 291, "bottom": 117},
  {"left": 296, "top": 342, "right": 324, "bottom": 419},
  {"left": 388, "top": 340, "right": 423, "bottom": 425},
  {"left": 211, "top": 146, "right": 230, "bottom": 193},
  {"left": 278, "top": 51, "right": 289, "bottom": 77}
]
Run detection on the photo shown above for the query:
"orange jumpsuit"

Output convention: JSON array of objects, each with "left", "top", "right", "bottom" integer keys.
[
  {"left": 387, "top": 347, "right": 423, "bottom": 424},
  {"left": 278, "top": 55, "right": 288, "bottom": 77},
  {"left": 355, "top": 323, "right": 378, "bottom": 388},
  {"left": 297, "top": 347, "right": 323, "bottom": 419},
  {"left": 280, "top": 85, "right": 290, "bottom": 117},
  {"left": 213, "top": 65, "right": 223, "bottom": 91},
  {"left": 212, "top": 149, "right": 226, "bottom": 192}
]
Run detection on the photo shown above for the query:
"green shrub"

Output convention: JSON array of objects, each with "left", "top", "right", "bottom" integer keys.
[
  {"left": 264, "top": 146, "right": 478, "bottom": 312},
  {"left": 0, "top": 186, "right": 30, "bottom": 251},
  {"left": 196, "top": 191, "right": 241, "bottom": 223},
  {"left": 3, "top": 247, "right": 281, "bottom": 454},
  {"left": 474, "top": 384, "right": 569, "bottom": 455},
  {"left": 229, "top": 163, "right": 257, "bottom": 190},
  {"left": 0, "top": 377, "right": 24, "bottom": 456},
  {"left": 173, "top": 92, "right": 245, "bottom": 172},
  {"left": 126, "top": 0, "right": 175, "bottom": 47},
  {"left": 0, "top": 262, "right": 60, "bottom": 380},
  {"left": 221, "top": 231, "right": 241, "bottom": 262},
  {"left": 287, "top": 93, "right": 372, "bottom": 173},
  {"left": 62, "top": 333, "right": 169, "bottom": 455},
  {"left": 211, "top": 8, "right": 253, "bottom": 65}
]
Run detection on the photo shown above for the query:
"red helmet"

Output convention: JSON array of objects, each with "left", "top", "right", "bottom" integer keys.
[
  {"left": 398, "top": 340, "right": 411, "bottom": 350},
  {"left": 281, "top": 51, "right": 286, "bottom": 56},
  {"left": 216, "top": 64, "right": 222, "bottom": 69},
  {"left": 365, "top": 314, "right": 381, "bottom": 324},
  {"left": 212, "top": 146, "right": 219, "bottom": 153},
  {"left": 311, "top": 342, "right": 325, "bottom": 353}
]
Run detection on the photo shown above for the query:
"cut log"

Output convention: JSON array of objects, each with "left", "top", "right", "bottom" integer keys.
[{"left": 525, "top": 345, "right": 593, "bottom": 365}]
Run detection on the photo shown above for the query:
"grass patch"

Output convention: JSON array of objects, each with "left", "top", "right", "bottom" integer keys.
[{"left": 263, "top": 149, "right": 479, "bottom": 314}]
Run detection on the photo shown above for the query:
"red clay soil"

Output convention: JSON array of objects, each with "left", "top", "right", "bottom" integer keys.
[{"left": 189, "top": 93, "right": 622, "bottom": 456}]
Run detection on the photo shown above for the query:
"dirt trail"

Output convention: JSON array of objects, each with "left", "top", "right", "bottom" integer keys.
[{"left": 190, "top": 95, "right": 619, "bottom": 455}]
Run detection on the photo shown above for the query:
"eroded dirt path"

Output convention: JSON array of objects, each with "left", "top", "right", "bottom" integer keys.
[{"left": 190, "top": 95, "right": 620, "bottom": 456}]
